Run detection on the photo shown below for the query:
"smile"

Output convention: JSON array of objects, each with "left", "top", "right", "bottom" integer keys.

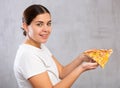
[{"left": 40, "top": 34, "right": 49, "bottom": 39}]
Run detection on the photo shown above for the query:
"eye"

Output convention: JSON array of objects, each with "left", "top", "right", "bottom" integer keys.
[
  {"left": 47, "top": 22, "right": 51, "bottom": 26},
  {"left": 36, "top": 23, "right": 43, "bottom": 27}
]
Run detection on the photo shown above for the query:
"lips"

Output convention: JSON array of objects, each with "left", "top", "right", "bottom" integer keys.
[{"left": 39, "top": 34, "right": 49, "bottom": 39}]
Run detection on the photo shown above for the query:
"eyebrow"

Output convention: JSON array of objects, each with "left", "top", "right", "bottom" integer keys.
[{"left": 35, "top": 20, "right": 51, "bottom": 23}]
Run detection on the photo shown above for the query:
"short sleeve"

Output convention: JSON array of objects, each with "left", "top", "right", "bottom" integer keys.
[{"left": 20, "top": 53, "right": 47, "bottom": 79}]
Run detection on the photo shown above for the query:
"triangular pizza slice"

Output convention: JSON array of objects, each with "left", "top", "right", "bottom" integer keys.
[{"left": 83, "top": 49, "right": 113, "bottom": 68}]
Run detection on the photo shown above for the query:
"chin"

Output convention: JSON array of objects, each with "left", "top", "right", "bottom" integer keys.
[{"left": 41, "top": 40, "right": 48, "bottom": 43}]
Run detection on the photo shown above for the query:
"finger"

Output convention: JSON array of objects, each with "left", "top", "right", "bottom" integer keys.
[
  {"left": 83, "top": 54, "right": 93, "bottom": 62},
  {"left": 91, "top": 62, "right": 99, "bottom": 68},
  {"left": 89, "top": 62, "right": 99, "bottom": 67},
  {"left": 90, "top": 59, "right": 96, "bottom": 63}
]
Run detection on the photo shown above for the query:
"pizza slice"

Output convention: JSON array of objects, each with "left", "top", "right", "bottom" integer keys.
[{"left": 83, "top": 49, "right": 113, "bottom": 68}]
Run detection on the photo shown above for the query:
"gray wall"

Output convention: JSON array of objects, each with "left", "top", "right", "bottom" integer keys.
[{"left": 0, "top": 0, "right": 120, "bottom": 88}]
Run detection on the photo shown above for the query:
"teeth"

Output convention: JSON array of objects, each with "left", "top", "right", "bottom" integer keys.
[
  {"left": 40, "top": 34, "right": 48, "bottom": 38},
  {"left": 43, "top": 35, "right": 46, "bottom": 36},
  {"left": 40, "top": 34, "right": 46, "bottom": 36}
]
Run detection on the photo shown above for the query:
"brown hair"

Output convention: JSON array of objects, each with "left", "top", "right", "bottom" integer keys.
[{"left": 22, "top": 4, "right": 51, "bottom": 36}]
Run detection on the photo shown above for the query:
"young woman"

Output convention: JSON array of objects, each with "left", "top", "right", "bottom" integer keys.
[{"left": 14, "top": 4, "right": 98, "bottom": 88}]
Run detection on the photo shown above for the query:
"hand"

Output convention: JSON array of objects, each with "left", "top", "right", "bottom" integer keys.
[
  {"left": 80, "top": 49, "right": 98, "bottom": 62},
  {"left": 80, "top": 54, "right": 95, "bottom": 63},
  {"left": 80, "top": 62, "right": 99, "bottom": 72}
]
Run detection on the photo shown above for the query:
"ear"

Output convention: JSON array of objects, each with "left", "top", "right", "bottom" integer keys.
[{"left": 22, "top": 22, "right": 29, "bottom": 33}]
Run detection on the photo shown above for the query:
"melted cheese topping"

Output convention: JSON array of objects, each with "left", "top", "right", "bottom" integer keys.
[{"left": 84, "top": 49, "right": 113, "bottom": 68}]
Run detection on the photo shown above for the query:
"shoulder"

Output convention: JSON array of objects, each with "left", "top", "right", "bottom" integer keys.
[
  {"left": 41, "top": 44, "right": 52, "bottom": 56},
  {"left": 15, "top": 44, "right": 41, "bottom": 66}
]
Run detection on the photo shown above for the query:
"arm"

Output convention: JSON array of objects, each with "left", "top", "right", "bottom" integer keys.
[
  {"left": 52, "top": 54, "right": 92, "bottom": 79},
  {"left": 54, "top": 62, "right": 98, "bottom": 88},
  {"left": 28, "top": 62, "right": 98, "bottom": 88},
  {"left": 28, "top": 54, "right": 98, "bottom": 88}
]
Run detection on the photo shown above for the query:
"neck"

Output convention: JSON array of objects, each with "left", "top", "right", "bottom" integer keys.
[{"left": 24, "top": 35, "right": 41, "bottom": 48}]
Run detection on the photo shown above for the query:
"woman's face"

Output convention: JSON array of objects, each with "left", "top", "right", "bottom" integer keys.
[{"left": 27, "top": 13, "right": 52, "bottom": 44}]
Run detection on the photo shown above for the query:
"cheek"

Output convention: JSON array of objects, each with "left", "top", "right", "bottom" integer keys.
[
  {"left": 49, "top": 28, "right": 52, "bottom": 33},
  {"left": 28, "top": 26, "right": 38, "bottom": 35},
  {"left": 28, "top": 29, "right": 34, "bottom": 35},
  {"left": 28, "top": 28, "right": 37, "bottom": 37}
]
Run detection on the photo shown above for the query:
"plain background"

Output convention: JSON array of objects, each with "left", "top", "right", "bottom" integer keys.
[{"left": 0, "top": 0, "right": 120, "bottom": 88}]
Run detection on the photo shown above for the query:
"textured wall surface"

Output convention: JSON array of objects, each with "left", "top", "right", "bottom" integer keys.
[{"left": 0, "top": 0, "right": 120, "bottom": 88}]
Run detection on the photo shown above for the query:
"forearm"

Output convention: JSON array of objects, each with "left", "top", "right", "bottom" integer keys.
[
  {"left": 54, "top": 66, "right": 84, "bottom": 88},
  {"left": 60, "top": 54, "right": 85, "bottom": 79},
  {"left": 54, "top": 62, "right": 98, "bottom": 88}
]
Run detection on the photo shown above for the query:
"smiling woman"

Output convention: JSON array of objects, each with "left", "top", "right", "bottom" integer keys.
[
  {"left": 14, "top": 4, "right": 98, "bottom": 88},
  {"left": 25, "top": 13, "right": 52, "bottom": 46},
  {"left": 21, "top": 5, "right": 52, "bottom": 48}
]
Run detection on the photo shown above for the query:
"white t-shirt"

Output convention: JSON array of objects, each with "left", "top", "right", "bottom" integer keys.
[{"left": 14, "top": 44, "right": 61, "bottom": 88}]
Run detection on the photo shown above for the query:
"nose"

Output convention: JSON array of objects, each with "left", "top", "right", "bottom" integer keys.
[
  {"left": 42, "top": 25, "right": 48, "bottom": 31},
  {"left": 42, "top": 24, "right": 51, "bottom": 32}
]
